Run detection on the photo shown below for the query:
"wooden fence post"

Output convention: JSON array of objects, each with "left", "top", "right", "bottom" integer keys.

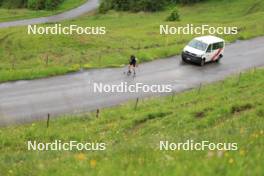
[
  {"left": 134, "top": 98, "right": 139, "bottom": 110},
  {"left": 221, "top": 80, "right": 225, "bottom": 88},
  {"left": 171, "top": 92, "right": 176, "bottom": 102},
  {"left": 237, "top": 72, "right": 242, "bottom": 85},
  {"left": 46, "top": 54, "right": 49, "bottom": 66},
  {"left": 96, "top": 109, "right": 100, "bottom": 118},
  {"left": 47, "top": 113, "right": 50, "bottom": 128},
  {"left": 197, "top": 83, "right": 202, "bottom": 94}
]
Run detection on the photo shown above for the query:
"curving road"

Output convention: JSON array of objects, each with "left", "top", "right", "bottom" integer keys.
[
  {"left": 0, "top": 37, "right": 263, "bottom": 126},
  {"left": 0, "top": 0, "right": 100, "bottom": 28}
]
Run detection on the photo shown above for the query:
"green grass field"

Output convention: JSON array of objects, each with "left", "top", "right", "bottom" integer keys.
[
  {"left": 0, "top": 0, "right": 264, "bottom": 83},
  {"left": 0, "top": 68, "right": 263, "bottom": 176},
  {"left": 0, "top": 0, "right": 87, "bottom": 22}
]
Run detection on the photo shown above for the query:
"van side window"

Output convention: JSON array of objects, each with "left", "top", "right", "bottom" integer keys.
[
  {"left": 213, "top": 42, "right": 224, "bottom": 50},
  {"left": 219, "top": 42, "right": 224, "bottom": 48},
  {"left": 206, "top": 44, "right": 212, "bottom": 53}
]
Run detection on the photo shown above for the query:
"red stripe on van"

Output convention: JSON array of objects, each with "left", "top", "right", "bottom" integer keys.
[{"left": 211, "top": 48, "right": 223, "bottom": 61}]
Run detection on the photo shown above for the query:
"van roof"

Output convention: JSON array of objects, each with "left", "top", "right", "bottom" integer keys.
[{"left": 195, "top": 35, "right": 224, "bottom": 45}]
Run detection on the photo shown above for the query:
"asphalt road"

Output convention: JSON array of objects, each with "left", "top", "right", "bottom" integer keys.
[
  {"left": 0, "top": 0, "right": 100, "bottom": 28},
  {"left": 0, "top": 37, "right": 264, "bottom": 126}
]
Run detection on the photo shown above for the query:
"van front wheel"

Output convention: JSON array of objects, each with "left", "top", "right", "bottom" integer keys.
[{"left": 200, "top": 59, "right": 205, "bottom": 66}]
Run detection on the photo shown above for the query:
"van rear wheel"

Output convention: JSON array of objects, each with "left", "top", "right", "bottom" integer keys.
[{"left": 216, "top": 54, "right": 223, "bottom": 63}]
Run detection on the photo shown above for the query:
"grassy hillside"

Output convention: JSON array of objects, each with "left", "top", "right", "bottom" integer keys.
[
  {"left": 0, "top": 68, "right": 263, "bottom": 176},
  {"left": 0, "top": 0, "right": 86, "bottom": 22},
  {"left": 0, "top": 0, "right": 264, "bottom": 82}
]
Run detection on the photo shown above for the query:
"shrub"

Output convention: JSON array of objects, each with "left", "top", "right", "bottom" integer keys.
[
  {"left": 171, "top": 0, "right": 205, "bottom": 4},
  {"left": 166, "top": 7, "right": 180, "bottom": 21},
  {"left": 0, "top": 0, "right": 27, "bottom": 8},
  {"left": 98, "top": 1, "right": 110, "bottom": 14},
  {"left": 99, "top": 0, "right": 168, "bottom": 12},
  {"left": 45, "top": 0, "right": 63, "bottom": 10},
  {"left": 27, "top": 0, "right": 45, "bottom": 10},
  {"left": 99, "top": 0, "right": 206, "bottom": 13},
  {"left": 0, "top": 0, "right": 63, "bottom": 10}
]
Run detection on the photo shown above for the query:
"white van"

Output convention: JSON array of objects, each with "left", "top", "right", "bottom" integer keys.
[{"left": 181, "top": 36, "right": 225, "bottom": 66}]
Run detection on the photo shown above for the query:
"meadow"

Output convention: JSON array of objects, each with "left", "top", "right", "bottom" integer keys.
[
  {"left": 0, "top": 0, "right": 264, "bottom": 83},
  {"left": 0, "top": 68, "right": 263, "bottom": 175}
]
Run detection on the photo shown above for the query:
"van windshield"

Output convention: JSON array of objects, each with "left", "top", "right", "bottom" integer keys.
[{"left": 188, "top": 39, "right": 208, "bottom": 51}]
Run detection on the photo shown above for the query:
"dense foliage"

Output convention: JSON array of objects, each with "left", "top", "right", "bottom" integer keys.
[
  {"left": 99, "top": 0, "right": 205, "bottom": 12},
  {"left": 166, "top": 7, "right": 180, "bottom": 21},
  {"left": 0, "top": 0, "right": 64, "bottom": 10}
]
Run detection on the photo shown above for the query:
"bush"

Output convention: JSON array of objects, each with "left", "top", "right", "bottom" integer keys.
[
  {"left": 99, "top": 0, "right": 206, "bottom": 13},
  {"left": 27, "top": 0, "right": 45, "bottom": 10},
  {"left": 99, "top": 0, "right": 168, "bottom": 12},
  {"left": 0, "top": 0, "right": 63, "bottom": 10},
  {"left": 171, "top": 0, "right": 205, "bottom": 3},
  {"left": 166, "top": 7, "right": 180, "bottom": 21},
  {"left": 98, "top": 1, "right": 110, "bottom": 14},
  {"left": 130, "top": 0, "right": 167, "bottom": 12},
  {"left": 0, "top": 0, "right": 27, "bottom": 8},
  {"left": 45, "top": 0, "right": 63, "bottom": 10}
]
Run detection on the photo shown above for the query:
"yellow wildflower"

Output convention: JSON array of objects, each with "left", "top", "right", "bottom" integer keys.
[
  {"left": 229, "top": 158, "right": 234, "bottom": 164},
  {"left": 239, "top": 149, "right": 246, "bottom": 156},
  {"left": 90, "top": 159, "right": 97, "bottom": 168},
  {"left": 75, "top": 153, "right": 86, "bottom": 161}
]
